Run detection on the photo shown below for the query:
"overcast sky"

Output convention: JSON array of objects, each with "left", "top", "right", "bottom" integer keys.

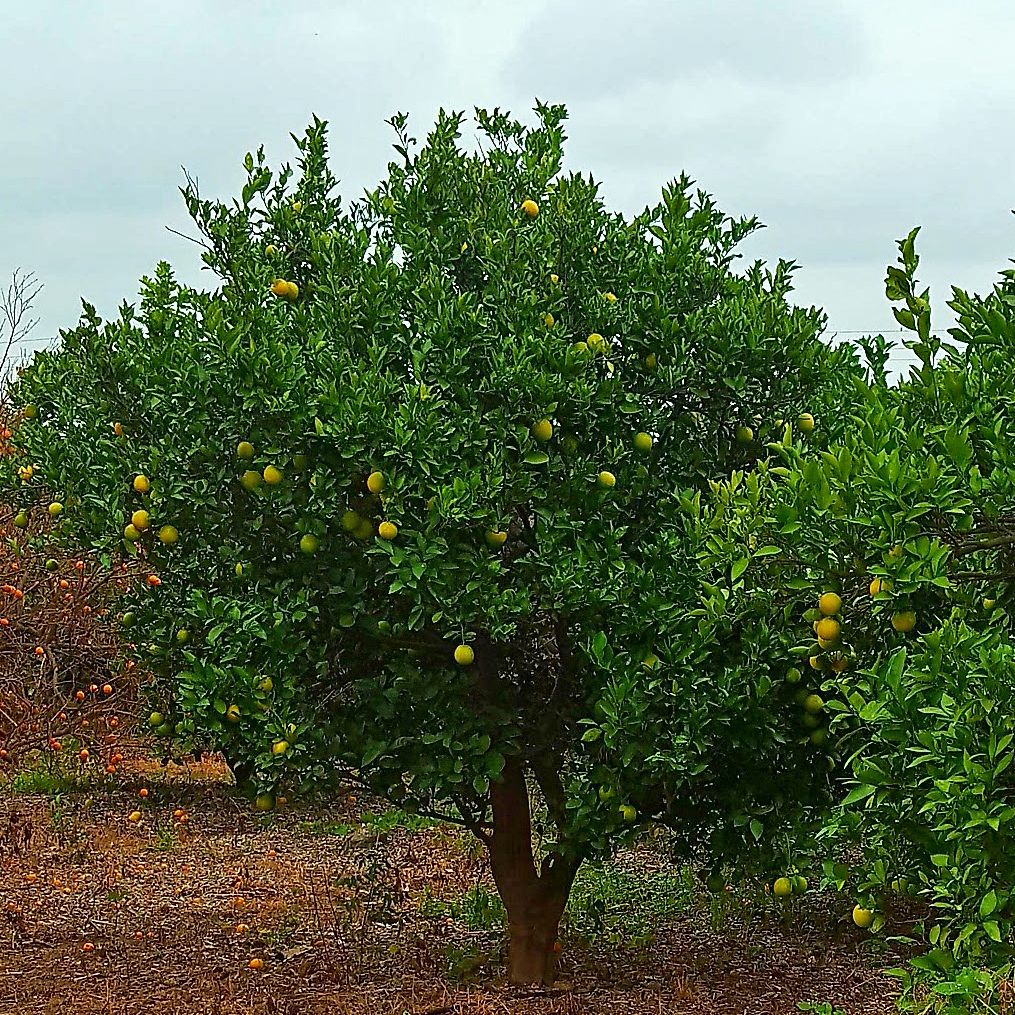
[{"left": 4, "top": 1, "right": 1015, "bottom": 372}]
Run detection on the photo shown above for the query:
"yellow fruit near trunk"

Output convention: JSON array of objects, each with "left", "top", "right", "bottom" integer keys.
[
  {"left": 852, "top": 905, "right": 874, "bottom": 929},
  {"left": 48, "top": 502, "right": 63, "bottom": 517},
  {"left": 485, "top": 530, "right": 507, "bottom": 547},
  {"left": 532, "top": 419, "right": 553, "bottom": 442},
  {"left": 272, "top": 740, "right": 289, "bottom": 756},
  {"left": 892, "top": 611, "right": 916, "bottom": 633},
  {"left": 454, "top": 644, "right": 474, "bottom": 666},
  {"left": 226, "top": 704, "right": 241, "bottom": 722},
  {"left": 773, "top": 877, "right": 792, "bottom": 897},
  {"left": 131, "top": 509, "right": 150, "bottom": 530},
  {"left": 869, "top": 577, "right": 891, "bottom": 595}
]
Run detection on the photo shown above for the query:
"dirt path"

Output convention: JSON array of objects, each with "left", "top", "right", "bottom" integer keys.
[{"left": 0, "top": 761, "right": 901, "bottom": 1014}]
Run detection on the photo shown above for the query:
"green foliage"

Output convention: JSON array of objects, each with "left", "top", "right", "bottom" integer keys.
[{"left": 709, "top": 229, "right": 1015, "bottom": 976}]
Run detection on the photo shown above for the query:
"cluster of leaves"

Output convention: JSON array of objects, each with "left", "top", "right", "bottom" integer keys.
[
  {"left": 4, "top": 103, "right": 854, "bottom": 883},
  {"left": 707, "top": 230, "right": 1015, "bottom": 973}
]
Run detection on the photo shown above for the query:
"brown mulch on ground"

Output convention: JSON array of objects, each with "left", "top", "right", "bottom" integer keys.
[{"left": 0, "top": 758, "right": 903, "bottom": 1015}]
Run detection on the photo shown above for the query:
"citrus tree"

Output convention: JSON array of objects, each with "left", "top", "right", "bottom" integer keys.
[
  {"left": 7, "top": 104, "right": 859, "bottom": 984},
  {"left": 705, "top": 230, "right": 1015, "bottom": 978}
]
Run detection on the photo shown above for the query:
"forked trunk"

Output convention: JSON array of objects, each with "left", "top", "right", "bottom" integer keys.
[{"left": 488, "top": 756, "right": 577, "bottom": 986}]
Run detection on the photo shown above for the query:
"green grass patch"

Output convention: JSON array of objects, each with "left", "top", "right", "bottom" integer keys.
[{"left": 299, "top": 807, "right": 436, "bottom": 838}]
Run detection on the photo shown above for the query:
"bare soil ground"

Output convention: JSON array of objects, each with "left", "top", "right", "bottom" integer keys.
[{"left": 0, "top": 757, "right": 903, "bottom": 1015}]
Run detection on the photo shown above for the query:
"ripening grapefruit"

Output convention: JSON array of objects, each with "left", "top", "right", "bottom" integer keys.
[
  {"left": 619, "top": 804, "right": 637, "bottom": 823},
  {"left": 869, "top": 577, "right": 891, "bottom": 596},
  {"left": 341, "top": 510, "right": 361, "bottom": 532},
  {"left": 454, "top": 644, "right": 474, "bottom": 666},
  {"left": 520, "top": 199, "right": 539, "bottom": 217},
  {"left": 818, "top": 592, "right": 841, "bottom": 616},
  {"left": 815, "top": 618, "right": 840, "bottom": 643},
  {"left": 133, "top": 475, "right": 150, "bottom": 494},
  {"left": 299, "top": 533, "right": 319, "bottom": 555},
  {"left": 798, "top": 413, "right": 815, "bottom": 432},
  {"left": 803, "top": 694, "right": 824, "bottom": 714},
  {"left": 254, "top": 793, "right": 275, "bottom": 812},
  {"left": 237, "top": 441, "right": 255, "bottom": 460},
  {"left": 226, "top": 704, "right": 241, "bottom": 723},
  {"left": 272, "top": 740, "right": 289, "bottom": 756},
  {"left": 367, "top": 471, "right": 385, "bottom": 494},
  {"left": 852, "top": 905, "right": 874, "bottom": 929},
  {"left": 485, "top": 529, "right": 507, "bottom": 547},
  {"left": 124, "top": 524, "right": 141, "bottom": 542},
  {"left": 597, "top": 471, "right": 616, "bottom": 489},
  {"left": 158, "top": 525, "right": 178, "bottom": 544},
  {"left": 587, "top": 333, "right": 607, "bottom": 354},
  {"left": 131, "top": 509, "right": 150, "bottom": 530},
  {"left": 263, "top": 465, "right": 283, "bottom": 485},
  {"left": 240, "top": 470, "right": 262, "bottom": 491},
  {"left": 736, "top": 425, "right": 754, "bottom": 443},
  {"left": 378, "top": 521, "right": 398, "bottom": 541},
  {"left": 892, "top": 611, "right": 916, "bottom": 633},
  {"left": 773, "top": 877, "right": 793, "bottom": 898},
  {"left": 48, "top": 502, "right": 63, "bottom": 517},
  {"left": 532, "top": 419, "right": 553, "bottom": 442}
]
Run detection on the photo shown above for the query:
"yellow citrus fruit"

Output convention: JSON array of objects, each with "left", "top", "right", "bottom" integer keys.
[
  {"left": 808, "top": 655, "right": 824, "bottom": 671},
  {"left": 272, "top": 740, "right": 289, "bottom": 756},
  {"left": 520, "top": 199, "right": 539, "bottom": 218},
  {"left": 644, "top": 352, "right": 657, "bottom": 370},
  {"left": 852, "top": 905, "right": 874, "bottom": 929},
  {"left": 158, "top": 525, "right": 178, "bottom": 545},
  {"left": 736, "top": 425, "right": 754, "bottom": 443},
  {"left": 634, "top": 432, "right": 653, "bottom": 452},
  {"left": 123, "top": 524, "right": 140, "bottom": 542},
  {"left": 642, "top": 653, "right": 659, "bottom": 671},
  {"left": 226, "top": 704, "right": 241, "bottom": 723},
  {"left": 265, "top": 244, "right": 277, "bottom": 256},
  {"left": 299, "top": 533, "right": 319, "bottom": 555},
  {"left": 984, "top": 598, "right": 997, "bottom": 610},
  {"left": 237, "top": 441, "right": 255, "bottom": 460},
  {"left": 133, "top": 474, "right": 150, "bottom": 494},
  {"left": 602, "top": 291, "right": 617, "bottom": 302},
  {"left": 128, "top": 811, "right": 142, "bottom": 824},
  {"left": 485, "top": 530, "right": 507, "bottom": 547},
  {"left": 619, "top": 804, "right": 637, "bottom": 823},
  {"left": 817, "top": 636, "right": 836, "bottom": 650},
  {"left": 254, "top": 793, "right": 275, "bottom": 812},
  {"left": 367, "top": 471, "right": 385, "bottom": 494},
  {"left": 48, "top": 502, "right": 63, "bottom": 517},
  {"left": 23, "top": 405, "right": 38, "bottom": 419},
  {"left": 550, "top": 273, "right": 559, "bottom": 284},
  {"left": 454, "top": 644, "right": 475, "bottom": 666},
  {"left": 587, "top": 333, "right": 607, "bottom": 354},
  {"left": 892, "top": 611, "right": 916, "bottom": 633},
  {"left": 532, "top": 419, "right": 553, "bottom": 442},
  {"left": 131, "top": 509, "right": 150, "bottom": 530},
  {"left": 773, "top": 877, "right": 793, "bottom": 897},
  {"left": 270, "top": 279, "right": 290, "bottom": 298},
  {"left": 378, "top": 521, "right": 398, "bottom": 541},
  {"left": 263, "top": 465, "right": 283, "bottom": 485},
  {"left": 544, "top": 313, "right": 555, "bottom": 328},
  {"left": 815, "top": 618, "right": 840, "bottom": 643},
  {"left": 240, "top": 470, "right": 262, "bottom": 492},
  {"left": 798, "top": 412, "right": 815, "bottom": 432},
  {"left": 284, "top": 281, "right": 299, "bottom": 300},
  {"left": 597, "top": 471, "right": 616, "bottom": 489},
  {"left": 235, "top": 562, "right": 245, "bottom": 576},
  {"left": 803, "top": 693, "right": 824, "bottom": 715},
  {"left": 869, "top": 577, "right": 891, "bottom": 596},
  {"left": 818, "top": 592, "right": 841, "bottom": 616}
]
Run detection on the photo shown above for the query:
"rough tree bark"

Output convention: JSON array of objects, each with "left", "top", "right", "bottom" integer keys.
[{"left": 488, "top": 755, "right": 579, "bottom": 986}]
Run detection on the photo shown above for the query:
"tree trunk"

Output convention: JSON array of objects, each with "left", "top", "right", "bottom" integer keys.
[{"left": 488, "top": 756, "right": 578, "bottom": 986}]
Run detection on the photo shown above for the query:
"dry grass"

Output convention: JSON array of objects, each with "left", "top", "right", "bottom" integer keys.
[{"left": 0, "top": 757, "right": 902, "bottom": 1015}]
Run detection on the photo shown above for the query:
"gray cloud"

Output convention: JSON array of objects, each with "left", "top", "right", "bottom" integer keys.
[{"left": 4, "top": 0, "right": 1015, "bottom": 372}]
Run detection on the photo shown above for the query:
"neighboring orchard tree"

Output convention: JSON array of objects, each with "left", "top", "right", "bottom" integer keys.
[
  {"left": 707, "top": 231, "right": 1015, "bottom": 968},
  {"left": 8, "top": 105, "right": 860, "bottom": 984}
]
